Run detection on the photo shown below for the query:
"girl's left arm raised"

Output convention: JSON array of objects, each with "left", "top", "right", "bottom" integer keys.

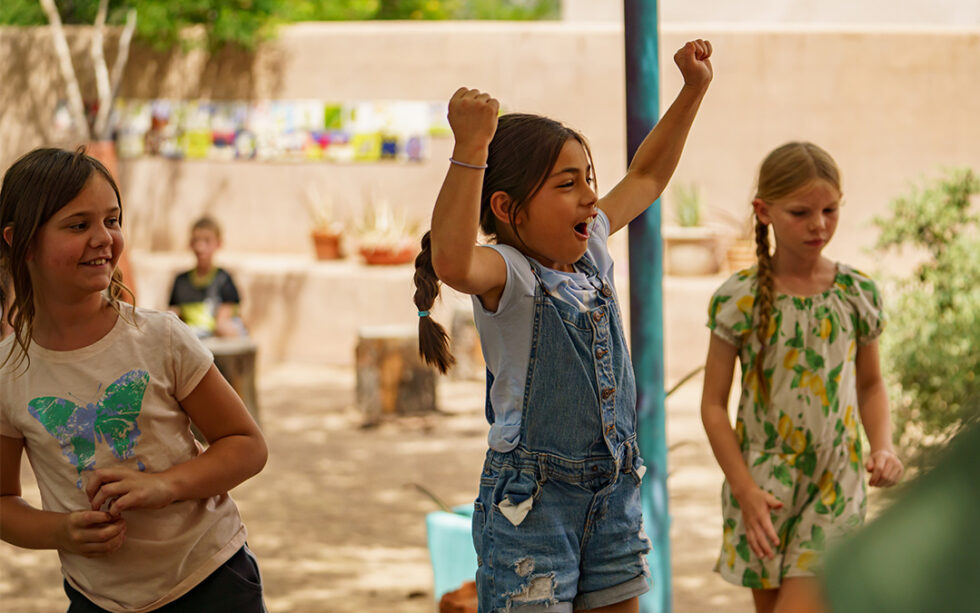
[
  {"left": 855, "top": 340, "right": 904, "bottom": 487},
  {"left": 599, "top": 39, "right": 712, "bottom": 235},
  {"left": 87, "top": 365, "right": 268, "bottom": 515}
]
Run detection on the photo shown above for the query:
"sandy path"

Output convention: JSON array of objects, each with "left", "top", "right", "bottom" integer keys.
[{"left": 0, "top": 365, "right": 751, "bottom": 612}]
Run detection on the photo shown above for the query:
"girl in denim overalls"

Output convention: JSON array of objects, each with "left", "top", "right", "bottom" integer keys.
[{"left": 413, "top": 40, "right": 713, "bottom": 613}]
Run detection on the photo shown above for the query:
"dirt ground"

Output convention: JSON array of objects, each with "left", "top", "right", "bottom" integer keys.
[{"left": 0, "top": 364, "right": 755, "bottom": 612}]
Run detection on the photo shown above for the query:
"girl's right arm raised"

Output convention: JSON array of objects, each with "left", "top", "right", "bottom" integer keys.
[{"left": 430, "top": 88, "right": 507, "bottom": 306}]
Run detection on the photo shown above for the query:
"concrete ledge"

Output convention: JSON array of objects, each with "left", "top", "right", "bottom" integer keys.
[
  {"left": 130, "top": 249, "right": 470, "bottom": 371},
  {"left": 131, "top": 247, "right": 724, "bottom": 379}
]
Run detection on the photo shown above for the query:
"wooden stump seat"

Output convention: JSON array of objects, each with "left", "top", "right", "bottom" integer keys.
[
  {"left": 356, "top": 324, "right": 436, "bottom": 421},
  {"left": 202, "top": 336, "right": 260, "bottom": 424}
]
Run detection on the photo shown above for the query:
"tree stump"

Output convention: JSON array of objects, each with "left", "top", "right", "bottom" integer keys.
[
  {"left": 356, "top": 324, "right": 436, "bottom": 421},
  {"left": 201, "top": 336, "right": 260, "bottom": 424}
]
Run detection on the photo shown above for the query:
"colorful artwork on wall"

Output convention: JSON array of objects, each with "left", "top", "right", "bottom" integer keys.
[{"left": 112, "top": 99, "right": 451, "bottom": 163}]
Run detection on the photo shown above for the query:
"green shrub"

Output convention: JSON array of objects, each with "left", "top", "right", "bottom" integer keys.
[{"left": 873, "top": 168, "right": 980, "bottom": 461}]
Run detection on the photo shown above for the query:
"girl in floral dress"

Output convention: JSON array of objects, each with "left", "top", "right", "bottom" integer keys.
[{"left": 699, "top": 142, "right": 905, "bottom": 613}]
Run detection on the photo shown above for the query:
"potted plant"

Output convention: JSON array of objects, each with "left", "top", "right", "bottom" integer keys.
[
  {"left": 662, "top": 183, "right": 720, "bottom": 275},
  {"left": 714, "top": 207, "right": 757, "bottom": 273},
  {"left": 305, "top": 186, "right": 345, "bottom": 260},
  {"left": 354, "top": 199, "right": 420, "bottom": 266}
]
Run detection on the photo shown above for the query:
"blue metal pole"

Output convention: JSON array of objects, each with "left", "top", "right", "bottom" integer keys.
[{"left": 623, "top": 2, "right": 670, "bottom": 612}]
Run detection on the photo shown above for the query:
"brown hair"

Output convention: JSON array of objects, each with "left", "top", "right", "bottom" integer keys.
[
  {"left": 752, "top": 141, "right": 841, "bottom": 401},
  {"left": 413, "top": 113, "right": 594, "bottom": 373},
  {"left": 0, "top": 147, "right": 132, "bottom": 369},
  {"left": 191, "top": 215, "right": 222, "bottom": 240}
]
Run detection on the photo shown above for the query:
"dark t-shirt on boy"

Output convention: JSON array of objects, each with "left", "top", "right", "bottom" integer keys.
[{"left": 168, "top": 267, "right": 240, "bottom": 337}]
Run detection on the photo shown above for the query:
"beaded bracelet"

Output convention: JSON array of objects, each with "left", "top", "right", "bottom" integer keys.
[{"left": 449, "top": 157, "right": 488, "bottom": 170}]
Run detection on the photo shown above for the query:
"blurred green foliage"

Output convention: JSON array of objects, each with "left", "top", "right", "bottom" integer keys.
[
  {"left": 0, "top": 0, "right": 560, "bottom": 50},
  {"left": 873, "top": 168, "right": 980, "bottom": 460}
]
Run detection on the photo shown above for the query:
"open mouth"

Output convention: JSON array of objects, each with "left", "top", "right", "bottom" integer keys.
[
  {"left": 574, "top": 214, "right": 597, "bottom": 239},
  {"left": 83, "top": 258, "right": 110, "bottom": 266}
]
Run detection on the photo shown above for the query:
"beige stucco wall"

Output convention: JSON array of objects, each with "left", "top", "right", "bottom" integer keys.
[
  {"left": 2, "top": 22, "right": 978, "bottom": 370},
  {"left": 3, "top": 23, "right": 977, "bottom": 268}
]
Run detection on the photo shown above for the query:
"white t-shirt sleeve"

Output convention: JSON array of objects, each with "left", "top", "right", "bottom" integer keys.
[
  {"left": 473, "top": 243, "right": 536, "bottom": 318},
  {"left": 168, "top": 313, "right": 215, "bottom": 401},
  {"left": 0, "top": 340, "right": 22, "bottom": 438},
  {"left": 592, "top": 208, "right": 611, "bottom": 244},
  {"left": 0, "top": 400, "right": 21, "bottom": 438}
]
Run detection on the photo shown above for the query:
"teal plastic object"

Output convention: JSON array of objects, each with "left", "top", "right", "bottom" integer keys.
[{"left": 426, "top": 504, "right": 477, "bottom": 601}]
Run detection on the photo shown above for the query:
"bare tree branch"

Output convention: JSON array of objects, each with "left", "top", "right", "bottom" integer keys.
[
  {"left": 39, "top": 0, "right": 90, "bottom": 140},
  {"left": 90, "top": 0, "right": 113, "bottom": 141},
  {"left": 107, "top": 9, "right": 138, "bottom": 117}
]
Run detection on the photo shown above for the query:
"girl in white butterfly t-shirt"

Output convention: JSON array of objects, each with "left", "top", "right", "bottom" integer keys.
[{"left": 0, "top": 147, "right": 268, "bottom": 613}]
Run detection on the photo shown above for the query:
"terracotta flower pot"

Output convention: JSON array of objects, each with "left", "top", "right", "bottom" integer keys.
[
  {"left": 726, "top": 239, "right": 757, "bottom": 273},
  {"left": 439, "top": 581, "right": 478, "bottom": 613},
  {"left": 358, "top": 245, "right": 417, "bottom": 266},
  {"left": 662, "top": 226, "right": 720, "bottom": 275},
  {"left": 311, "top": 230, "right": 343, "bottom": 260}
]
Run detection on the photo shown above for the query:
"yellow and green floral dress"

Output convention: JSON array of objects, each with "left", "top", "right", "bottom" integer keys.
[{"left": 706, "top": 263, "right": 885, "bottom": 588}]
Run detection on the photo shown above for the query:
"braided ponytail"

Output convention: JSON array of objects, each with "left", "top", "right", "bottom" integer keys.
[
  {"left": 752, "top": 218, "right": 774, "bottom": 404},
  {"left": 413, "top": 114, "right": 592, "bottom": 375},
  {"left": 751, "top": 141, "right": 842, "bottom": 409},
  {"left": 413, "top": 231, "right": 455, "bottom": 374}
]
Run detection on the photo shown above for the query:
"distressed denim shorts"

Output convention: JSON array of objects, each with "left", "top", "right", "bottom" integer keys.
[{"left": 472, "top": 446, "right": 651, "bottom": 612}]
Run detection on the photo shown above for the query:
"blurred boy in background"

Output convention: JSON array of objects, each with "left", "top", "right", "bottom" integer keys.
[{"left": 169, "top": 216, "right": 246, "bottom": 338}]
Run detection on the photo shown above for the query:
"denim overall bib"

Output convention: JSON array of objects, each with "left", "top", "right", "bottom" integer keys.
[{"left": 472, "top": 251, "right": 651, "bottom": 612}]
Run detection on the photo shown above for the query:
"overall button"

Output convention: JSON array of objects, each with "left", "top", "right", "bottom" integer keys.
[
  {"left": 601, "top": 284, "right": 612, "bottom": 297},
  {"left": 592, "top": 310, "right": 605, "bottom": 322},
  {"left": 601, "top": 387, "right": 616, "bottom": 399},
  {"left": 595, "top": 347, "right": 608, "bottom": 359}
]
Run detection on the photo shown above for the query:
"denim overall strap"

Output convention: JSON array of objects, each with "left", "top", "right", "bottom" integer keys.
[{"left": 515, "top": 252, "right": 638, "bottom": 464}]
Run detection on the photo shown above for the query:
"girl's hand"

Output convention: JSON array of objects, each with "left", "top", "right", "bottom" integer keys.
[
  {"left": 86, "top": 466, "right": 177, "bottom": 517},
  {"left": 56, "top": 510, "right": 126, "bottom": 557},
  {"left": 447, "top": 87, "right": 499, "bottom": 158},
  {"left": 674, "top": 39, "right": 713, "bottom": 89},
  {"left": 865, "top": 449, "right": 904, "bottom": 487},
  {"left": 735, "top": 485, "right": 783, "bottom": 560}
]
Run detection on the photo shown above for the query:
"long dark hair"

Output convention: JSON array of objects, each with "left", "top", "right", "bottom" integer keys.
[
  {"left": 414, "top": 113, "right": 594, "bottom": 373},
  {"left": 0, "top": 147, "right": 130, "bottom": 369}
]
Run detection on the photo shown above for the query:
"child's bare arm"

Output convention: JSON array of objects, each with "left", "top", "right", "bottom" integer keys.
[
  {"left": 430, "top": 88, "right": 507, "bottom": 303},
  {"left": 1, "top": 435, "right": 126, "bottom": 555},
  {"left": 600, "top": 39, "right": 713, "bottom": 235},
  {"left": 87, "top": 365, "right": 267, "bottom": 515},
  {"left": 700, "top": 335, "right": 783, "bottom": 559},
  {"left": 214, "top": 303, "right": 241, "bottom": 337},
  {"left": 855, "top": 340, "right": 904, "bottom": 487}
]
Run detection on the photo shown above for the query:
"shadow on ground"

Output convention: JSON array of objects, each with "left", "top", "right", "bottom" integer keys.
[{"left": 0, "top": 366, "right": 753, "bottom": 612}]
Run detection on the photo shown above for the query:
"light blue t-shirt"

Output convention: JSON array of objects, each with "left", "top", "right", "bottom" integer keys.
[{"left": 472, "top": 210, "right": 618, "bottom": 452}]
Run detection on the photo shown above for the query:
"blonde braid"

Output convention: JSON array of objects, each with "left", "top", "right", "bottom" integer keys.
[{"left": 753, "top": 218, "right": 774, "bottom": 404}]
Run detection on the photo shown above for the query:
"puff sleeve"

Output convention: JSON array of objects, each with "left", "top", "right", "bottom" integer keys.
[
  {"left": 841, "top": 267, "right": 886, "bottom": 346},
  {"left": 707, "top": 270, "right": 757, "bottom": 349}
]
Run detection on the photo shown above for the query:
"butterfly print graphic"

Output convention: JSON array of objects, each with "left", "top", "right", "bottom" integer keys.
[{"left": 28, "top": 370, "right": 149, "bottom": 488}]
